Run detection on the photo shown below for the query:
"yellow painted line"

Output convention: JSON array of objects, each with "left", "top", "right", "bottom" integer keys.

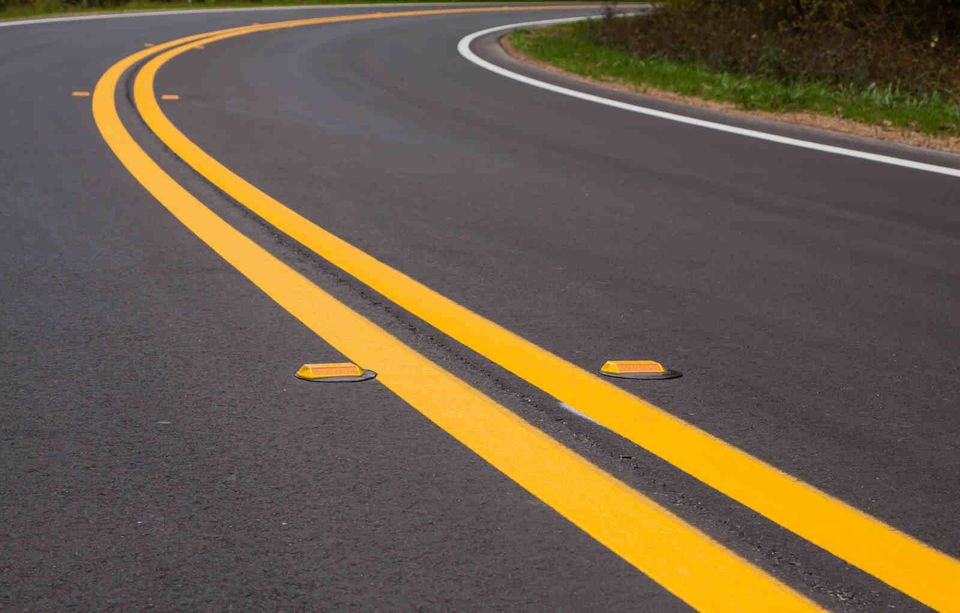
[
  {"left": 71, "top": 90, "right": 90, "bottom": 97},
  {"left": 160, "top": 94, "right": 180, "bottom": 101},
  {"left": 132, "top": 13, "right": 960, "bottom": 612},
  {"left": 92, "top": 17, "right": 818, "bottom": 613}
]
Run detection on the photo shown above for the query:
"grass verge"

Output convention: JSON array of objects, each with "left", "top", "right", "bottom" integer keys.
[{"left": 509, "top": 21, "right": 960, "bottom": 143}]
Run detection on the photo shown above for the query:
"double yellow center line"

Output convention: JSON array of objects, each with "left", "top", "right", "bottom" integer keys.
[{"left": 93, "top": 7, "right": 959, "bottom": 611}]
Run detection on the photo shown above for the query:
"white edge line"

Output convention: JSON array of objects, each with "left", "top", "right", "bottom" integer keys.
[{"left": 457, "top": 16, "right": 960, "bottom": 179}]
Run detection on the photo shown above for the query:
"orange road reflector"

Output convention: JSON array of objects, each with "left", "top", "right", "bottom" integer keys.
[
  {"left": 295, "top": 362, "right": 376, "bottom": 383},
  {"left": 71, "top": 91, "right": 91, "bottom": 97},
  {"left": 160, "top": 94, "right": 180, "bottom": 101},
  {"left": 600, "top": 360, "right": 682, "bottom": 380}
]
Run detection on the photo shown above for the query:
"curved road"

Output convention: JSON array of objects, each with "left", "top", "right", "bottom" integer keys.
[{"left": 2, "top": 5, "right": 959, "bottom": 610}]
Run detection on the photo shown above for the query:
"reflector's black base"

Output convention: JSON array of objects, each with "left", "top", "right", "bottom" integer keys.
[
  {"left": 296, "top": 369, "right": 378, "bottom": 383},
  {"left": 600, "top": 369, "right": 682, "bottom": 380}
]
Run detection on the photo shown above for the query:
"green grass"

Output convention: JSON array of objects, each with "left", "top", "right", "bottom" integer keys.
[
  {"left": 0, "top": 0, "right": 534, "bottom": 21},
  {"left": 510, "top": 22, "right": 960, "bottom": 138}
]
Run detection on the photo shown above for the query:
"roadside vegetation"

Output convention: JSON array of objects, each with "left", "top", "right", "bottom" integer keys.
[
  {"left": 510, "top": 1, "right": 960, "bottom": 140},
  {"left": 0, "top": 0, "right": 522, "bottom": 20}
]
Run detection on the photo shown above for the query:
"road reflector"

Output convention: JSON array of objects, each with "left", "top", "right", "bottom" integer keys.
[
  {"left": 295, "top": 362, "right": 376, "bottom": 382},
  {"left": 600, "top": 360, "right": 681, "bottom": 380},
  {"left": 160, "top": 94, "right": 180, "bottom": 101},
  {"left": 71, "top": 91, "right": 90, "bottom": 97}
]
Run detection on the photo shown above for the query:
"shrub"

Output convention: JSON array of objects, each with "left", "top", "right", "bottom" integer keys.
[{"left": 593, "top": 0, "right": 960, "bottom": 98}]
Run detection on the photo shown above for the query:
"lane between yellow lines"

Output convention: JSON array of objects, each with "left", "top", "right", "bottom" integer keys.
[
  {"left": 131, "top": 12, "right": 960, "bottom": 612},
  {"left": 91, "top": 12, "right": 819, "bottom": 612}
]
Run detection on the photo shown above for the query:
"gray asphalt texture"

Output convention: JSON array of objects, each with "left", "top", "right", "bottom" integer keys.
[{"left": 2, "top": 5, "right": 958, "bottom": 610}]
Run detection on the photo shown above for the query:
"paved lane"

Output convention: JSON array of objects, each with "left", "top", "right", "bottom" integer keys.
[
  {"left": 0, "top": 7, "right": 693, "bottom": 610},
  {"left": 2, "top": 5, "right": 958, "bottom": 610},
  {"left": 159, "top": 6, "right": 960, "bottom": 547}
]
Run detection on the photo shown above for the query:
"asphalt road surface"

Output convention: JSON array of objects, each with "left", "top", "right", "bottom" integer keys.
[{"left": 2, "top": 4, "right": 959, "bottom": 610}]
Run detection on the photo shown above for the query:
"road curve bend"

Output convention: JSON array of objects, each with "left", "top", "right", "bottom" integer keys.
[{"left": 2, "top": 5, "right": 959, "bottom": 611}]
